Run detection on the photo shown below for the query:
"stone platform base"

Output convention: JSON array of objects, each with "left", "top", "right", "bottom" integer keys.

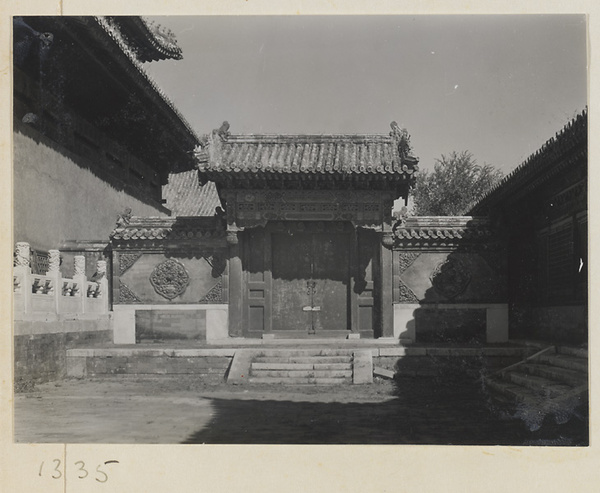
[{"left": 66, "top": 344, "right": 533, "bottom": 384}]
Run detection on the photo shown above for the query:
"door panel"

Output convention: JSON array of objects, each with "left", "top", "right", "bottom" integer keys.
[
  {"left": 271, "top": 231, "right": 349, "bottom": 333},
  {"left": 271, "top": 233, "right": 312, "bottom": 331},
  {"left": 243, "top": 229, "right": 271, "bottom": 335},
  {"left": 312, "top": 233, "right": 349, "bottom": 331}
]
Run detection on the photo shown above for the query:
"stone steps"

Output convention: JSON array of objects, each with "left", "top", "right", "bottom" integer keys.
[
  {"left": 249, "top": 354, "right": 354, "bottom": 384},
  {"left": 250, "top": 369, "right": 353, "bottom": 379},
  {"left": 505, "top": 372, "right": 573, "bottom": 398},
  {"left": 253, "top": 356, "right": 352, "bottom": 364},
  {"left": 557, "top": 346, "right": 588, "bottom": 359},
  {"left": 227, "top": 348, "right": 373, "bottom": 385},
  {"left": 537, "top": 354, "right": 587, "bottom": 373},
  {"left": 519, "top": 363, "right": 587, "bottom": 388},
  {"left": 257, "top": 349, "right": 357, "bottom": 357},
  {"left": 247, "top": 377, "right": 352, "bottom": 385},
  {"left": 484, "top": 345, "right": 588, "bottom": 426},
  {"left": 252, "top": 362, "right": 352, "bottom": 371},
  {"left": 485, "top": 378, "right": 548, "bottom": 406}
]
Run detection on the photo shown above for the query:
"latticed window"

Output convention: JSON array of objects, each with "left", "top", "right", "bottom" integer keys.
[{"left": 31, "top": 250, "right": 49, "bottom": 275}]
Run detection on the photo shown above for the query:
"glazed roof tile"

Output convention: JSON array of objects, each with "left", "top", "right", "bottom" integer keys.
[
  {"left": 393, "top": 216, "right": 493, "bottom": 241},
  {"left": 195, "top": 123, "right": 419, "bottom": 179},
  {"left": 113, "top": 17, "right": 182, "bottom": 62},
  {"left": 163, "top": 171, "right": 221, "bottom": 217},
  {"left": 93, "top": 16, "right": 199, "bottom": 144},
  {"left": 110, "top": 216, "right": 224, "bottom": 242}
]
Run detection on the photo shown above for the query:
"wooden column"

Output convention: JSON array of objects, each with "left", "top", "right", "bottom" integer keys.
[
  {"left": 227, "top": 231, "right": 243, "bottom": 337},
  {"left": 380, "top": 233, "right": 394, "bottom": 338},
  {"left": 349, "top": 227, "right": 359, "bottom": 334}
]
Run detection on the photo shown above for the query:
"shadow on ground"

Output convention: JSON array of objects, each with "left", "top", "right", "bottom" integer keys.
[{"left": 182, "top": 360, "right": 588, "bottom": 445}]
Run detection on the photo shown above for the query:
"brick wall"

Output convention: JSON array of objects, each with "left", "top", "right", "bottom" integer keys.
[
  {"left": 13, "top": 129, "right": 167, "bottom": 252},
  {"left": 14, "top": 319, "right": 112, "bottom": 389}
]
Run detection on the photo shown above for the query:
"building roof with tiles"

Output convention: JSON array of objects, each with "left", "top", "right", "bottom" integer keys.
[
  {"left": 163, "top": 171, "right": 221, "bottom": 217},
  {"left": 469, "top": 109, "right": 587, "bottom": 215},
  {"left": 393, "top": 216, "right": 494, "bottom": 247},
  {"left": 194, "top": 122, "right": 420, "bottom": 193}
]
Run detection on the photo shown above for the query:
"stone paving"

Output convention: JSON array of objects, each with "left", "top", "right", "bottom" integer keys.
[{"left": 14, "top": 369, "right": 588, "bottom": 445}]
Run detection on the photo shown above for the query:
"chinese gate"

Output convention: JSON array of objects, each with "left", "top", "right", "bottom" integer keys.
[{"left": 195, "top": 122, "right": 419, "bottom": 339}]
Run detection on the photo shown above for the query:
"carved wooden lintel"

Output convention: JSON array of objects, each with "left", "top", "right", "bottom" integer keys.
[{"left": 223, "top": 189, "right": 396, "bottom": 231}]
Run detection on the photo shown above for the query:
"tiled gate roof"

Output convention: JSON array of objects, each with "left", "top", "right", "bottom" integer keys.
[
  {"left": 195, "top": 122, "right": 419, "bottom": 186},
  {"left": 163, "top": 171, "right": 221, "bottom": 217}
]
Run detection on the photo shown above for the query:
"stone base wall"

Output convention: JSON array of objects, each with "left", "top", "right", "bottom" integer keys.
[
  {"left": 374, "top": 354, "right": 527, "bottom": 378},
  {"left": 14, "top": 317, "right": 112, "bottom": 388},
  {"left": 67, "top": 349, "right": 234, "bottom": 384},
  {"left": 511, "top": 305, "right": 587, "bottom": 343},
  {"left": 393, "top": 304, "right": 508, "bottom": 343},
  {"left": 113, "top": 305, "right": 228, "bottom": 344}
]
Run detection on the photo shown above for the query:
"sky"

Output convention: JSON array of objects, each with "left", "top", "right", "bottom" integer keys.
[{"left": 144, "top": 15, "right": 587, "bottom": 174}]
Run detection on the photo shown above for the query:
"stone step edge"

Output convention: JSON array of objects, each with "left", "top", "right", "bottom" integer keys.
[
  {"left": 484, "top": 377, "right": 588, "bottom": 410},
  {"left": 494, "top": 345, "right": 556, "bottom": 377},
  {"left": 517, "top": 363, "right": 588, "bottom": 387},
  {"left": 248, "top": 377, "right": 352, "bottom": 385},
  {"left": 252, "top": 362, "right": 352, "bottom": 371},
  {"left": 537, "top": 355, "right": 588, "bottom": 372},
  {"left": 506, "top": 372, "right": 574, "bottom": 398},
  {"left": 557, "top": 346, "right": 588, "bottom": 358},
  {"left": 251, "top": 370, "right": 353, "bottom": 378},
  {"left": 253, "top": 356, "right": 352, "bottom": 363}
]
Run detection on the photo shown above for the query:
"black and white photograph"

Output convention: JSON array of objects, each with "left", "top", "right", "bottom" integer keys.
[{"left": 10, "top": 13, "right": 589, "bottom": 452}]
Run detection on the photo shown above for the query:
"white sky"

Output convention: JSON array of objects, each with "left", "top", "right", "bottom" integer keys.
[{"left": 144, "top": 15, "right": 587, "bottom": 174}]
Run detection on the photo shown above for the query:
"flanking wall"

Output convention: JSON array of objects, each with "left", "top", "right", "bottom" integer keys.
[
  {"left": 392, "top": 216, "right": 508, "bottom": 343},
  {"left": 110, "top": 217, "right": 229, "bottom": 344}
]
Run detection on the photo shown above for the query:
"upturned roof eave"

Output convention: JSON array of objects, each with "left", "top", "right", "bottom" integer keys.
[{"left": 89, "top": 17, "right": 200, "bottom": 147}]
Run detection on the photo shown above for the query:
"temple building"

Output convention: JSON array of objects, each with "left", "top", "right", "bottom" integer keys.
[
  {"left": 13, "top": 16, "right": 199, "bottom": 263},
  {"left": 12, "top": 16, "right": 201, "bottom": 384},
  {"left": 469, "top": 110, "right": 587, "bottom": 344}
]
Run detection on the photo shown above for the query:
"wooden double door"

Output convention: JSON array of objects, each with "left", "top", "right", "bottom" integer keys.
[
  {"left": 242, "top": 224, "right": 378, "bottom": 338},
  {"left": 271, "top": 231, "right": 349, "bottom": 334}
]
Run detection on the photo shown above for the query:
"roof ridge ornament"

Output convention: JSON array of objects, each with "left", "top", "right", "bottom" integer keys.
[
  {"left": 195, "top": 121, "right": 230, "bottom": 169},
  {"left": 215, "top": 121, "right": 231, "bottom": 141},
  {"left": 390, "top": 121, "right": 413, "bottom": 158}
]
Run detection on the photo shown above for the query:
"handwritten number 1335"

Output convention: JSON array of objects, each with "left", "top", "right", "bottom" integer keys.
[{"left": 39, "top": 459, "right": 118, "bottom": 482}]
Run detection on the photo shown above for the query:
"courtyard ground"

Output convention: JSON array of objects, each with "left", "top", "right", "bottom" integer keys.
[{"left": 13, "top": 371, "right": 588, "bottom": 446}]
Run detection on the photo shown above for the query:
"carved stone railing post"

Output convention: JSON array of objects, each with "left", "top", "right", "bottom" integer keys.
[
  {"left": 47, "top": 249, "right": 60, "bottom": 275},
  {"left": 48, "top": 249, "right": 60, "bottom": 313},
  {"left": 15, "top": 242, "right": 31, "bottom": 269},
  {"left": 74, "top": 255, "right": 86, "bottom": 313},
  {"left": 14, "top": 242, "right": 32, "bottom": 314},
  {"left": 96, "top": 260, "right": 108, "bottom": 313}
]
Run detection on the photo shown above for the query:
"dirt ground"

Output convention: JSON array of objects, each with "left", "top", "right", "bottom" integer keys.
[{"left": 14, "top": 369, "right": 589, "bottom": 446}]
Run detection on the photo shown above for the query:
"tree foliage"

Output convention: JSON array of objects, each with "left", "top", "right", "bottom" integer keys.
[{"left": 412, "top": 151, "right": 503, "bottom": 216}]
